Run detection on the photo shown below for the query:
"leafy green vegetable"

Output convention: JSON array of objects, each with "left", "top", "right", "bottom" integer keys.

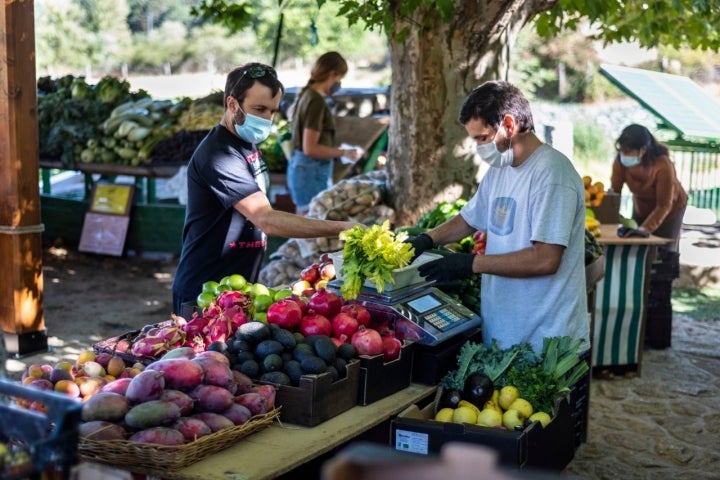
[
  {"left": 338, "top": 220, "right": 414, "bottom": 299},
  {"left": 441, "top": 339, "right": 539, "bottom": 390},
  {"left": 441, "top": 336, "right": 589, "bottom": 415}
]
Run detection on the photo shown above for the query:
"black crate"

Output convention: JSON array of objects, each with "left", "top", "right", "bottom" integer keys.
[
  {"left": 0, "top": 378, "right": 83, "bottom": 479},
  {"left": 650, "top": 249, "right": 680, "bottom": 281},
  {"left": 410, "top": 328, "right": 483, "bottom": 385},
  {"left": 646, "top": 280, "right": 673, "bottom": 349},
  {"left": 568, "top": 367, "right": 591, "bottom": 447}
]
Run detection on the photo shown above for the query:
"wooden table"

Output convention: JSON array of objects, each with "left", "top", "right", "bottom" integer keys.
[
  {"left": 592, "top": 224, "right": 671, "bottom": 375},
  {"left": 171, "top": 383, "right": 437, "bottom": 480}
]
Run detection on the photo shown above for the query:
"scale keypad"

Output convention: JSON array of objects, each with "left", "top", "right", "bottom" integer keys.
[{"left": 425, "top": 308, "right": 463, "bottom": 331}]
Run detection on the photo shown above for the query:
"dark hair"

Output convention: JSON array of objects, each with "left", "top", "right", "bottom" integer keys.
[
  {"left": 615, "top": 124, "right": 669, "bottom": 162},
  {"left": 458, "top": 80, "right": 534, "bottom": 133},
  {"left": 224, "top": 62, "right": 284, "bottom": 110}
]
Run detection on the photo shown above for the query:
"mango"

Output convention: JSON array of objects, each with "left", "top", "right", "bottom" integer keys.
[
  {"left": 129, "top": 427, "right": 185, "bottom": 445},
  {"left": 173, "top": 417, "right": 212, "bottom": 442},
  {"left": 191, "top": 412, "right": 234, "bottom": 432},
  {"left": 192, "top": 357, "right": 233, "bottom": 388},
  {"left": 146, "top": 358, "right": 203, "bottom": 392},
  {"left": 124, "top": 400, "right": 181, "bottom": 430},
  {"left": 79, "top": 420, "right": 127, "bottom": 441},
  {"left": 100, "top": 377, "right": 132, "bottom": 396},
  {"left": 160, "top": 389, "right": 195, "bottom": 415},
  {"left": 188, "top": 384, "right": 234, "bottom": 413},
  {"left": 221, "top": 404, "right": 252, "bottom": 425},
  {"left": 81, "top": 392, "right": 129, "bottom": 422},
  {"left": 235, "top": 392, "right": 268, "bottom": 416},
  {"left": 125, "top": 369, "right": 165, "bottom": 404}
]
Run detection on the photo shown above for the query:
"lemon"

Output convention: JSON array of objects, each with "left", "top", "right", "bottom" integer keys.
[
  {"left": 452, "top": 406, "right": 478, "bottom": 424},
  {"left": 434, "top": 407, "right": 454, "bottom": 422},
  {"left": 508, "top": 398, "right": 534, "bottom": 418},
  {"left": 458, "top": 400, "right": 480, "bottom": 417},
  {"left": 498, "top": 385, "right": 520, "bottom": 410},
  {"left": 529, "top": 411, "right": 552, "bottom": 428}
]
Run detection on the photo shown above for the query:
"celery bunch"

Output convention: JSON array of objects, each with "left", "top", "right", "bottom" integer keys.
[{"left": 338, "top": 220, "right": 414, "bottom": 299}]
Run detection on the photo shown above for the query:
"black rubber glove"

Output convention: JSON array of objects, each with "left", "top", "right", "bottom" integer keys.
[
  {"left": 405, "top": 233, "right": 434, "bottom": 262},
  {"left": 617, "top": 226, "right": 650, "bottom": 238},
  {"left": 418, "top": 253, "right": 475, "bottom": 283}
]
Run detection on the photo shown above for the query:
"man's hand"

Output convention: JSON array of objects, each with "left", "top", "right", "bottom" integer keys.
[
  {"left": 418, "top": 253, "right": 475, "bottom": 283},
  {"left": 404, "top": 233, "right": 434, "bottom": 262}
]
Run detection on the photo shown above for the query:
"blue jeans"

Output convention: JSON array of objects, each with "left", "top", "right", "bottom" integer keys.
[{"left": 287, "top": 150, "right": 333, "bottom": 211}]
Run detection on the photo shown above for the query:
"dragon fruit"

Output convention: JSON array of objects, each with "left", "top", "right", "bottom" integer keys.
[{"left": 131, "top": 335, "right": 168, "bottom": 358}]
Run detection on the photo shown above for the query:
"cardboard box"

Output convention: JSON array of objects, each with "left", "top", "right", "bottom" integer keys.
[
  {"left": 390, "top": 388, "right": 576, "bottom": 471},
  {"left": 590, "top": 191, "right": 620, "bottom": 224},
  {"left": 357, "top": 341, "right": 414, "bottom": 406},
  {"left": 267, "top": 359, "right": 360, "bottom": 427}
]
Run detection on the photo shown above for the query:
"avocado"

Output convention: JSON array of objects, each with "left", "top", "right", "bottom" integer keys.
[
  {"left": 337, "top": 343, "right": 357, "bottom": 361},
  {"left": 238, "top": 359, "right": 260, "bottom": 378},
  {"left": 283, "top": 360, "right": 304, "bottom": 386},
  {"left": 254, "top": 339, "right": 284, "bottom": 359},
  {"left": 272, "top": 328, "right": 297, "bottom": 351},
  {"left": 235, "top": 321, "right": 271, "bottom": 343},
  {"left": 260, "top": 371, "right": 291, "bottom": 386},
  {"left": 300, "top": 355, "right": 327, "bottom": 374},
  {"left": 263, "top": 353, "right": 283, "bottom": 372},
  {"left": 292, "top": 343, "right": 315, "bottom": 362},
  {"left": 312, "top": 336, "right": 337, "bottom": 364}
]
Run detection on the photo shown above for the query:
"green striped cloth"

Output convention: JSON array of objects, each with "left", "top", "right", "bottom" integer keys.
[{"left": 593, "top": 244, "right": 650, "bottom": 368}]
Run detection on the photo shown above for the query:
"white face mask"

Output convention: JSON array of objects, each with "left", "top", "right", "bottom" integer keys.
[
  {"left": 476, "top": 130, "right": 513, "bottom": 168},
  {"left": 620, "top": 154, "right": 641, "bottom": 168}
]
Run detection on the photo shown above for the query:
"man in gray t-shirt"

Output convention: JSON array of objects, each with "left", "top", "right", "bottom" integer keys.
[{"left": 407, "top": 80, "right": 589, "bottom": 354}]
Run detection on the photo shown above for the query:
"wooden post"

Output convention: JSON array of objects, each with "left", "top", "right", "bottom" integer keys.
[{"left": 1, "top": 0, "right": 48, "bottom": 356}]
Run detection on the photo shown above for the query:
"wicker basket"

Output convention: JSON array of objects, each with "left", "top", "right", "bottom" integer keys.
[{"left": 78, "top": 408, "right": 279, "bottom": 475}]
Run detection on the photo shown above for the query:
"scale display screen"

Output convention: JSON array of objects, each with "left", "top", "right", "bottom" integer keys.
[{"left": 407, "top": 294, "right": 441, "bottom": 314}]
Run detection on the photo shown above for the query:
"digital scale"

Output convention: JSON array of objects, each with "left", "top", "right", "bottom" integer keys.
[{"left": 329, "top": 279, "right": 482, "bottom": 346}]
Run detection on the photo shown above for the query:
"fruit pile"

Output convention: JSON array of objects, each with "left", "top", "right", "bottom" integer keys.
[
  {"left": 583, "top": 175, "right": 606, "bottom": 208},
  {"left": 434, "top": 385, "right": 551, "bottom": 430}
]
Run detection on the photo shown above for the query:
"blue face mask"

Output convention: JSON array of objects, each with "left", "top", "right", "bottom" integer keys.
[
  {"left": 329, "top": 82, "right": 341, "bottom": 95},
  {"left": 620, "top": 154, "right": 640, "bottom": 168},
  {"left": 235, "top": 108, "right": 273, "bottom": 144}
]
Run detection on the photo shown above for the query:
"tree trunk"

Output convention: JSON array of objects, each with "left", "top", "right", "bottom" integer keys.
[{"left": 386, "top": 0, "right": 556, "bottom": 226}]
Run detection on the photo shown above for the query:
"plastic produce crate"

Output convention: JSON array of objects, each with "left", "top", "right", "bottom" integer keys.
[{"left": 0, "top": 378, "right": 83, "bottom": 480}]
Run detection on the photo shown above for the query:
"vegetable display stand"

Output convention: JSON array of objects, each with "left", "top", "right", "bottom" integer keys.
[
  {"left": 0, "top": 378, "right": 83, "bottom": 479},
  {"left": 592, "top": 224, "right": 671, "bottom": 376}
]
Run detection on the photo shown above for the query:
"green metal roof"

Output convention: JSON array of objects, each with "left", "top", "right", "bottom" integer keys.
[{"left": 600, "top": 64, "right": 720, "bottom": 144}]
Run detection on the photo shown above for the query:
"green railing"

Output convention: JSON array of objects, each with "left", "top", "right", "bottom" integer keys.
[{"left": 671, "top": 145, "right": 720, "bottom": 218}]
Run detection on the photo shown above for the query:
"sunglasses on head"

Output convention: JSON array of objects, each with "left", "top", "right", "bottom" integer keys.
[{"left": 231, "top": 65, "right": 277, "bottom": 97}]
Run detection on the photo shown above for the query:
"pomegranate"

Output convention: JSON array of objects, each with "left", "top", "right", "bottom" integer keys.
[
  {"left": 284, "top": 295, "right": 309, "bottom": 315},
  {"left": 340, "top": 304, "right": 372, "bottom": 327},
  {"left": 308, "top": 289, "right": 342, "bottom": 318},
  {"left": 299, "top": 312, "right": 333, "bottom": 337},
  {"left": 266, "top": 298, "right": 303, "bottom": 330},
  {"left": 331, "top": 312, "right": 359, "bottom": 339},
  {"left": 350, "top": 326, "right": 384, "bottom": 357},
  {"left": 382, "top": 337, "right": 403, "bottom": 363}
]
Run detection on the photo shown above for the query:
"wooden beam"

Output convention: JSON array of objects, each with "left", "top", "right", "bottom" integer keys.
[{"left": 1, "top": 0, "right": 48, "bottom": 356}]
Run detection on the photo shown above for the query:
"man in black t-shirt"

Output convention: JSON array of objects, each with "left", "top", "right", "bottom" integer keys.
[{"left": 172, "top": 63, "right": 359, "bottom": 314}]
